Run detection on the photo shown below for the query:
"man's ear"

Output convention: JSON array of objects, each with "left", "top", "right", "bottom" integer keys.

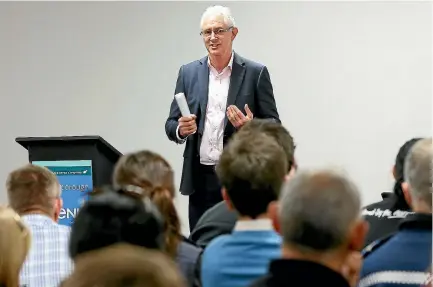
[
  {"left": 285, "top": 166, "right": 296, "bottom": 182},
  {"left": 348, "top": 219, "right": 369, "bottom": 251},
  {"left": 401, "top": 182, "right": 413, "bottom": 207},
  {"left": 54, "top": 197, "right": 63, "bottom": 222},
  {"left": 392, "top": 165, "right": 397, "bottom": 180},
  {"left": 231, "top": 27, "right": 238, "bottom": 40},
  {"left": 267, "top": 201, "right": 280, "bottom": 233},
  {"left": 222, "top": 188, "right": 234, "bottom": 211}
]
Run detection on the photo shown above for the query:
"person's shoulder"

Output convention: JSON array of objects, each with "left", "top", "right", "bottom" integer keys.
[
  {"left": 203, "top": 234, "right": 231, "bottom": 254},
  {"left": 180, "top": 55, "right": 208, "bottom": 70},
  {"left": 236, "top": 53, "right": 266, "bottom": 70}
]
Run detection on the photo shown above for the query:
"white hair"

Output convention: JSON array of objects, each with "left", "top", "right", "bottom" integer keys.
[
  {"left": 404, "top": 138, "right": 432, "bottom": 208},
  {"left": 200, "top": 5, "right": 236, "bottom": 29},
  {"left": 279, "top": 168, "right": 361, "bottom": 252}
]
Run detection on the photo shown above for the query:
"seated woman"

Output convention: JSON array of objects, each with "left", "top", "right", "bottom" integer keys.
[
  {"left": 113, "top": 150, "right": 202, "bottom": 287},
  {"left": 0, "top": 206, "right": 31, "bottom": 287}
]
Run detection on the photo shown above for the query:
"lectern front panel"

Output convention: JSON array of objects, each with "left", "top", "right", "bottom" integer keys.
[{"left": 32, "top": 160, "right": 93, "bottom": 227}]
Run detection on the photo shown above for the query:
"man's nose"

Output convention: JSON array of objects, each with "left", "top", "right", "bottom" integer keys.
[{"left": 210, "top": 31, "right": 217, "bottom": 40}]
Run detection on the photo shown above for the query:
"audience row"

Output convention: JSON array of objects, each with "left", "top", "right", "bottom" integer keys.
[{"left": 0, "top": 119, "right": 431, "bottom": 287}]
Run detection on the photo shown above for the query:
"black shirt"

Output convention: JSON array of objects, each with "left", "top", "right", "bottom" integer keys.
[
  {"left": 361, "top": 192, "right": 412, "bottom": 247},
  {"left": 249, "top": 259, "right": 350, "bottom": 287}
]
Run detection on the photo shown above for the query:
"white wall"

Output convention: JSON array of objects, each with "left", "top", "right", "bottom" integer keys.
[{"left": 0, "top": 1, "right": 431, "bottom": 235}]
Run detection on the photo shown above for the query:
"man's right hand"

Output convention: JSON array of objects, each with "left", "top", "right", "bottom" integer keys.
[{"left": 178, "top": 115, "right": 197, "bottom": 138}]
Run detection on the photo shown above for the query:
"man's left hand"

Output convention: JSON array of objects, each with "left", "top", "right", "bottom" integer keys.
[{"left": 227, "top": 104, "right": 253, "bottom": 129}]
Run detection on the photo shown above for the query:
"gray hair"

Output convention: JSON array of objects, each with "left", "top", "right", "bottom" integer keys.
[
  {"left": 279, "top": 168, "right": 361, "bottom": 252},
  {"left": 404, "top": 138, "right": 432, "bottom": 208},
  {"left": 200, "top": 5, "right": 236, "bottom": 29}
]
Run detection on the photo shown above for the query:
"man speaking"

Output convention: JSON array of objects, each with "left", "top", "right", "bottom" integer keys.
[{"left": 165, "top": 5, "right": 280, "bottom": 230}]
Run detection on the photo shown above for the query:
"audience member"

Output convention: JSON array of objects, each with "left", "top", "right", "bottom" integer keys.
[
  {"left": 6, "top": 164, "right": 73, "bottom": 287},
  {"left": 362, "top": 138, "right": 421, "bottom": 246},
  {"left": 61, "top": 244, "right": 186, "bottom": 287},
  {"left": 112, "top": 150, "right": 202, "bottom": 287},
  {"left": 190, "top": 119, "right": 296, "bottom": 249},
  {"left": 0, "top": 206, "right": 31, "bottom": 287},
  {"left": 250, "top": 169, "right": 368, "bottom": 287},
  {"left": 200, "top": 132, "right": 288, "bottom": 287},
  {"left": 69, "top": 185, "right": 164, "bottom": 259},
  {"left": 359, "top": 138, "right": 432, "bottom": 287}
]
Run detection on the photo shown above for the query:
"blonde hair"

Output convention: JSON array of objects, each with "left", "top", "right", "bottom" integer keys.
[
  {"left": 0, "top": 206, "right": 31, "bottom": 287},
  {"left": 61, "top": 244, "right": 185, "bottom": 287},
  {"left": 6, "top": 164, "right": 60, "bottom": 215}
]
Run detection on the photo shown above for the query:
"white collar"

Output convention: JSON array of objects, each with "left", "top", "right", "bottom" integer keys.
[
  {"left": 234, "top": 218, "right": 274, "bottom": 231},
  {"left": 207, "top": 51, "right": 234, "bottom": 70}
]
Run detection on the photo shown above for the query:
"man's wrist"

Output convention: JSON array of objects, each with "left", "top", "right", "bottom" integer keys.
[{"left": 176, "top": 125, "right": 187, "bottom": 142}]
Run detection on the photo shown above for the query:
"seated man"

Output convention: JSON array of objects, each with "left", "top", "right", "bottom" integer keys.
[
  {"left": 200, "top": 131, "right": 288, "bottom": 287},
  {"left": 361, "top": 138, "right": 421, "bottom": 247},
  {"left": 359, "top": 138, "right": 432, "bottom": 287},
  {"left": 6, "top": 164, "right": 74, "bottom": 287},
  {"left": 249, "top": 169, "right": 368, "bottom": 287},
  {"left": 189, "top": 119, "right": 296, "bottom": 249}
]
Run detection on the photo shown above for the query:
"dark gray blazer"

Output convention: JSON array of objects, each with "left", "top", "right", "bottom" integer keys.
[{"left": 165, "top": 52, "right": 280, "bottom": 196}]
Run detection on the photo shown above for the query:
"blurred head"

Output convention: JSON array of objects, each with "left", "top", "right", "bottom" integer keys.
[
  {"left": 238, "top": 119, "right": 296, "bottom": 175},
  {"left": 401, "top": 138, "right": 432, "bottom": 213},
  {"left": 112, "top": 150, "right": 181, "bottom": 258},
  {"left": 6, "top": 164, "right": 62, "bottom": 221},
  {"left": 200, "top": 5, "right": 238, "bottom": 59},
  {"left": 0, "top": 206, "right": 31, "bottom": 287},
  {"left": 392, "top": 138, "right": 422, "bottom": 198},
  {"left": 216, "top": 132, "right": 288, "bottom": 219},
  {"left": 61, "top": 244, "right": 186, "bottom": 287},
  {"left": 69, "top": 186, "right": 164, "bottom": 260},
  {"left": 276, "top": 169, "right": 367, "bottom": 267}
]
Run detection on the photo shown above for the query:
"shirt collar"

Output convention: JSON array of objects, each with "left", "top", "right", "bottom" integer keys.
[
  {"left": 234, "top": 218, "right": 274, "bottom": 231},
  {"left": 21, "top": 214, "right": 56, "bottom": 225},
  {"left": 399, "top": 212, "right": 432, "bottom": 231},
  {"left": 266, "top": 259, "right": 350, "bottom": 287},
  {"left": 207, "top": 51, "right": 234, "bottom": 70}
]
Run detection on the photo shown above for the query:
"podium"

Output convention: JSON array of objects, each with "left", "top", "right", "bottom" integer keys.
[{"left": 15, "top": 135, "right": 122, "bottom": 226}]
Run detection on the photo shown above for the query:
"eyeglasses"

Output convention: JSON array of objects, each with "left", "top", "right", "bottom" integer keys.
[{"left": 200, "top": 27, "right": 233, "bottom": 38}]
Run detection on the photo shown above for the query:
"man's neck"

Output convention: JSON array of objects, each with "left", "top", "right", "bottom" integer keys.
[
  {"left": 209, "top": 52, "right": 232, "bottom": 73},
  {"left": 412, "top": 201, "right": 432, "bottom": 214},
  {"left": 281, "top": 244, "right": 347, "bottom": 274},
  {"left": 237, "top": 213, "right": 269, "bottom": 221}
]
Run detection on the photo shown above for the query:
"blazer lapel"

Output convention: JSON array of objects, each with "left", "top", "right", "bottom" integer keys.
[
  {"left": 198, "top": 56, "right": 209, "bottom": 134},
  {"left": 224, "top": 53, "right": 246, "bottom": 127}
]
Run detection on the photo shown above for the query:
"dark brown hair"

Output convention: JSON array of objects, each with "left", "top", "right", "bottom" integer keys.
[
  {"left": 239, "top": 119, "right": 296, "bottom": 171},
  {"left": 112, "top": 150, "right": 180, "bottom": 258},
  {"left": 216, "top": 132, "right": 288, "bottom": 218},
  {"left": 61, "top": 244, "right": 185, "bottom": 287}
]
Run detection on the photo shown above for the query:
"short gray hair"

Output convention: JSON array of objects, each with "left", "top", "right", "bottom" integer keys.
[
  {"left": 404, "top": 138, "right": 432, "bottom": 207},
  {"left": 279, "top": 169, "right": 361, "bottom": 252},
  {"left": 200, "top": 5, "right": 236, "bottom": 29}
]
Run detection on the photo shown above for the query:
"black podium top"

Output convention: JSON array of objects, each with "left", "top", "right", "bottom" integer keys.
[{"left": 16, "top": 135, "right": 122, "bottom": 162}]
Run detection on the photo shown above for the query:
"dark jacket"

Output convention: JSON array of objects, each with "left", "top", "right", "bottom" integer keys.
[
  {"left": 361, "top": 192, "right": 413, "bottom": 247},
  {"left": 248, "top": 259, "right": 350, "bottom": 287},
  {"left": 189, "top": 201, "right": 237, "bottom": 248},
  {"left": 165, "top": 52, "right": 280, "bottom": 196},
  {"left": 360, "top": 213, "right": 432, "bottom": 287}
]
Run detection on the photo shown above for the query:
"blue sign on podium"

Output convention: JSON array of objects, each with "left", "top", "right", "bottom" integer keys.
[{"left": 32, "top": 160, "right": 93, "bottom": 226}]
